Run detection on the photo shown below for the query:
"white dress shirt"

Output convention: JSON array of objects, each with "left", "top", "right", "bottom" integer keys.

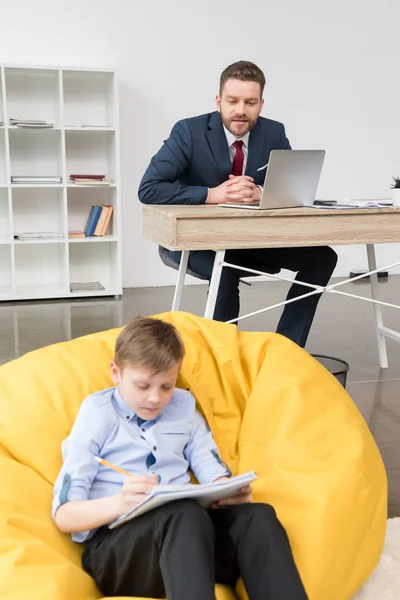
[{"left": 223, "top": 126, "right": 250, "bottom": 175}]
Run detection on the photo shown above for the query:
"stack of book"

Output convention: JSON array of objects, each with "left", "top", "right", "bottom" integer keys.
[
  {"left": 68, "top": 230, "right": 85, "bottom": 239},
  {"left": 70, "top": 281, "right": 105, "bottom": 293},
  {"left": 11, "top": 175, "right": 62, "bottom": 185},
  {"left": 14, "top": 232, "right": 63, "bottom": 241},
  {"left": 69, "top": 174, "right": 110, "bottom": 186},
  {"left": 84, "top": 204, "right": 114, "bottom": 236},
  {"left": 9, "top": 118, "right": 54, "bottom": 128}
]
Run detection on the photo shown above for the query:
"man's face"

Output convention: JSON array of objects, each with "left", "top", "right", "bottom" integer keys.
[
  {"left": 110, "top": 362, "right": 180, "bottom": 420},
  {"left": 216, "top": 78, "right": 264, "bottom": 137}
]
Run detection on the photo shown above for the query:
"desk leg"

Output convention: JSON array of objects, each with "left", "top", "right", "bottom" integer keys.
[
  {"left": 204, "top": 250, "right": 225, "bottom": 319},
  {"left": 366, "top": 244, "right": 388, "bottom": 368},
  {"left": 171, "top": 250, "right": 189, "bottom": 311}
]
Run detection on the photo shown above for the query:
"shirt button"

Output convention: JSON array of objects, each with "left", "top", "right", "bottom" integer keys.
[
  {"left": 153, "top": 446, "right": 157, "bottom": 451},
  {"left": 141, "top": 428, "right": 145, "bottom": 432},
  {"left": 126, "top": 416, "right": 129, "bottom": 420}
]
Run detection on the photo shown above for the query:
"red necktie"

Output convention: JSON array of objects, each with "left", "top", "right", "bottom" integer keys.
[{"left": 231, "top": 140, "right": 244, "bottom": 176}]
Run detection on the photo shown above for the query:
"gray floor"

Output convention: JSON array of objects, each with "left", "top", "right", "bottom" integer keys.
[{"left": 1, "top": 275, "right": 399, "bottom": 516}]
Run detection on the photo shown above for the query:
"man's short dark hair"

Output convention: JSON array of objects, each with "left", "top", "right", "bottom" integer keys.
[{"left": 219, "top": 61, "right": 266, "bottom": 97}]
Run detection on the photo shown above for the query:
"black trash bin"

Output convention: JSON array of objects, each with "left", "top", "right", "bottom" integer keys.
[{"left": 311, "top": 354, "right": 350, "bottom": 388}]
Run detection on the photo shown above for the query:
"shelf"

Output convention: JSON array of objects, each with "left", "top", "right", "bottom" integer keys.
[
  {"left": 65, "top": 130, "right": 116, "bottom": 182},
  {"left": 0, "top": 64, "right": 121, "bottom": 302},
  {"left": 9, "top": 128, "right": 62, "bottom": 179},
  {"left": 7, "top": 126, "right": 62, "bottom": 131},
  {"left": 67, "top": 186, "right": 116, "bottom": 236},
  {"left": 13, "top": 285, "right": 68, "bottom": 300},
  {"left": 12, "top": 187, "right": 65, "bottom": 238},
  {"left": 11, "top": 184, "right": 64, "bottom": 188},
  {"left": 5, "top": 67, "right": 61, "bottom": 127},
  {"left": 15, "top": 243, "right": 67, "bottom": 296},
  {"left": 69, "top": 241, "right": 119, "bottom": 292},
  {"left": 66, "top": 183, "right": 116, "bottom": 188},
  {"left": 68, "top": 236, "right": 117, "bottom": 243},
  {"left": 0, "top": 287, "right": 13, "bottom": 300},
  {"left": 14, "top": 238, "right": 65, "bottom": 244},
  {"left": 63, "top": 71, "right": 115, "bottom": 128},
  {"left": 64, "top": 126, "right": 115, "bottom": 132}
]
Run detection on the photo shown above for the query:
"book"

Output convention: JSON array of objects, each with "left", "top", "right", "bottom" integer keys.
[
  {"left": 99, "top": 205, "right": 114, "bottom": 236},
  {"left": 108, "top": 471, "right": 257, "bottom": 529},
  {"left": 87, "top": 205, "right": 103, "bottom": 236},
  {"left": 70, "top": 281, "right": 105, "bottom": 292},
  {"left": 68, "top": 230, "right": 85, "bottom": 238},
  {"left": 11, "top": 175, "right": 62, "bottom": 184},
  {"left": 69, "top": 179, "right": 110, "bottom": 186},
  {"left": 69, "top": 174, "right": 106, "bottom": 180},
  {"left": 14, "top": 232, "right": 63, "bottom": 240},
  {"left": 9, "top": 118, "right": 49, "bottom": 125},
  {"left": 93, "top": 205, "right": 109, "bottom": 236},
  {"left": 15, "top": 123, "right": 54, "bottom": 129}
]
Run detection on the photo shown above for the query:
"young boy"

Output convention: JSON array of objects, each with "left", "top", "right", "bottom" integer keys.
[{"left": 53, "top": 317, "right": 307, "bottom": 600}]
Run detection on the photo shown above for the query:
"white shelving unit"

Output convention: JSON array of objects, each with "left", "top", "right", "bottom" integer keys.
[{"left": 0, "top": 64, "right": 122, "bottom": 301}]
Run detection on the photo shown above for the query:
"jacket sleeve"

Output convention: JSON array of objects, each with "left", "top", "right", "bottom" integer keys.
[
  {"left": 138, "top": 120, "right": 209, "bottom": 205},
  {"left": 279, "top": 124, "right": 292, "bottom": 150}
]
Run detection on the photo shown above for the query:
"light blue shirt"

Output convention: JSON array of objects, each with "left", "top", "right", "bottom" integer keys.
[{"left": 53, "top": 386, "right": 230, "bottom": 542}]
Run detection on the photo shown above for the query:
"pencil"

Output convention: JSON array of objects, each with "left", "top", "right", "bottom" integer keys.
[{"left": 95, "top": 456, "right": 132, "bottom": 476}]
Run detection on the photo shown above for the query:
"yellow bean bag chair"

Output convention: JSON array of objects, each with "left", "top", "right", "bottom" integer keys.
[{"left": 0, "top": 312, "right": 386, "bottom": 600}]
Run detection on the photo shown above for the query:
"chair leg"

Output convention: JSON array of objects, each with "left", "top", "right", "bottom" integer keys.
[
  {"left": 204, "top": 250, "right": 225, "bottom": 319},
  {"left": 366, "top": 244, "right": 388, "bottom": 368},
  {"left": 171, "top": 250, "right": 190, "bottom": 311}
]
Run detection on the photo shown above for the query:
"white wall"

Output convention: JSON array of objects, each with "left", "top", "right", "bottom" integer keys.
[{"left": 0, "top": 0, "right": 399, "bottom": 287}]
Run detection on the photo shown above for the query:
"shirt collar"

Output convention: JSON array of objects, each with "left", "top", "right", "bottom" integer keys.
[
  {"left": 113, "top": 387, "right": 136, "bottom": 422},
  {"left": 223, "top": 125, "right": 250, "bottom": 149},
  {"left": 112, "top": 386, "right": 162, "bottom": 425}
]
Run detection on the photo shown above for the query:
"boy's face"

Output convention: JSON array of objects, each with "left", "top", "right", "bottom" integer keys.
[{"left": 110, "top": 361, "right": 180, "bottom": 420}]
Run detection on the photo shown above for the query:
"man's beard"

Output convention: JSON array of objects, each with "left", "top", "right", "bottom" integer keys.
[{"left": 220, "top": 112, "right": 258, "bottom": 136}]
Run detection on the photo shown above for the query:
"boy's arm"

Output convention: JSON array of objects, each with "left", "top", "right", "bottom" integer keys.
[
  {"left": 184, "top": 411, "right": 232, "bottom": 484},
  {"left": 55, "top": 475, "right": 158, "bottom": 533},
  {"left": 53, "top": 397, "right": 158, "bottom": 534},
  {"left": 52, "top": 396, "right": 113, "bottom": 533}
]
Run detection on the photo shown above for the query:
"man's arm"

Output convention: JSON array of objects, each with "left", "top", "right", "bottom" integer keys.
[
  {"left": 138, "top": 120, "right": 208, "bottom": 205},
  {"left": 280, "top": 124, "right": 291, "bottom": 150}
]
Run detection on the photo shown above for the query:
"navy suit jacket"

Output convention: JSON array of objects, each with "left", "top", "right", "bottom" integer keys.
[{"left": 138, "top": 111, "right": 291, "bottom": 205}]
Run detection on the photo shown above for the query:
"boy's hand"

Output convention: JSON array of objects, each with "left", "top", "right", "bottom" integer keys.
[
  {"left": 211, "top": 484, "right": 253, "bottom": 509},
  {"left": 117, "top": 474, "right": 159, "bottom": 515}
]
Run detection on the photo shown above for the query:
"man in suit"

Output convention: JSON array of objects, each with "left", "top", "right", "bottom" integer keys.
[{"left": 139, "top": 60, "right": 337, "bottom": 347}]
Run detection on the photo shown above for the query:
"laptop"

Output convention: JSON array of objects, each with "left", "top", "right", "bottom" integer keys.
[{"left": 222, "top": 149, "right": 326, "bottom": 210}]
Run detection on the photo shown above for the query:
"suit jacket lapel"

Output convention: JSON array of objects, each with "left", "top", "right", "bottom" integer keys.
[
  {"left": 246, "top": 120, "right": 265, "bottom": 178},
  {"left": 205, "top": 112, "right": 232, "bottom": 181}
]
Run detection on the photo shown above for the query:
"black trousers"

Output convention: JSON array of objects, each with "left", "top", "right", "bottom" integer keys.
[
  {"left": 82, "top": 500, "right": 308, "bottom": 600},
  {"left": 169, "top": 246, "right": 338, "bottom": 348}
]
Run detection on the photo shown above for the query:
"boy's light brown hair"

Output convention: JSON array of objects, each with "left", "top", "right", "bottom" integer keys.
[{"left": 114, "top": 317, "right": 185, "bottom": 373}]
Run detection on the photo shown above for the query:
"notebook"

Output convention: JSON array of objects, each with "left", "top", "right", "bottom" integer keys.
[{"left": 108, "top": 471, "right": 257, "bottom": 529}]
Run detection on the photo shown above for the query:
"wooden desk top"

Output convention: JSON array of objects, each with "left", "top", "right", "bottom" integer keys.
[{"left": 142, "top": 204, "right": 400, "bottom": 251}]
